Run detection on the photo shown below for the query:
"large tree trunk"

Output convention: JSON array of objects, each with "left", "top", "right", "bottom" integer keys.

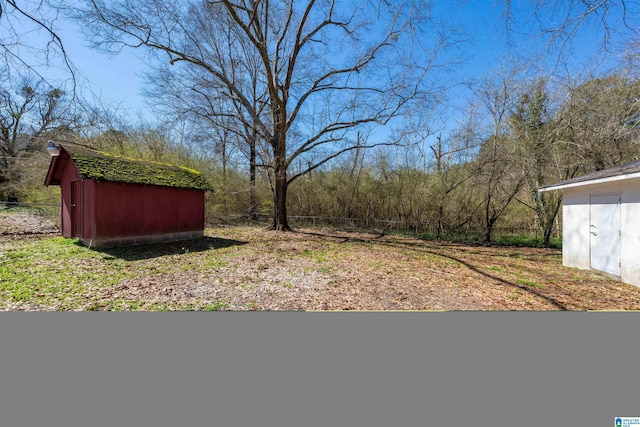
[
  {"left": 484, "top": 223, "right": 494, "bottom": 243},
  {"left": 271, "top": 126, "right": 290, "bottom": 231},
  {"left": 484, "top": 209, "right": 496, "bottom": 243},
  {"left": 221, "top": 138, "right": 228, "bottom": 215},
  {"left": 436, "top": 201, "right": 444, "bottom": 239},
  {"left": 272, "top": 164, "right": 290, "bottom": 230},
  {"left": 541, "top": 197, "right": 562, "bottom": 247},
  {"left": 249, "top": 136, "right": 257, "bottom": 221}
]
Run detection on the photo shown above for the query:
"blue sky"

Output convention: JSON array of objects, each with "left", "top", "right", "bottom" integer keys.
[
  {"left": 55, "top": 22, "right": 149, "bottom": 117},
  {"left": 15, "top": 1, "right": 637, "bottom": 132},
  {"left": 51, "top": 3, "right": 508, "bottom": 114}
]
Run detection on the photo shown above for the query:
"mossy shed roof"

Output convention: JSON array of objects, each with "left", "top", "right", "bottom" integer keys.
[{"left": 50, "top": 144, "right": 212, "bottom": 191}]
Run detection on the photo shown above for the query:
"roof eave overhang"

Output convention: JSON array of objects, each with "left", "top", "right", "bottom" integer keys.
[
  {"left": 43, "top": 153, "right": 60, "bottom": 187},
  {"left": 539, "top": 171, "right": 640, "bottom": 192},
  {"left": 43, "top": 145, "right": 70, "bottom": 187}
]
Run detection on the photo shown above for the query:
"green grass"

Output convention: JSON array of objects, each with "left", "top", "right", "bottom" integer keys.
[
  {"left": 204, "top": 301, "right": 228, "bottom": 311},
  {"left": 2, "top": 224, "right": 629, "bottom": 311},
  {"left": 278, "top": 281, "right": 293, "bottom": 289},
  {"left": 300, "top": 248, "right": 329, "bottom": 263},
  {"left": 491, "top": 234, "right": 562, "bottom": 249},
  {"left": 515, "top": 278, "right": 547, "bottom": 289},
  {"left": 3, "top": 251, "right": 29, "bottom": 259},
  {"left": 0, "top": 234, "right": 235, "bottom": 310},
  {"left": 412, "top": 230, "right": 562, "bottom": 249},
  {"left": 0, "top": 237, "right": 128, "bottom": 309},
  {"left": 180, "top": 256, "right": 229, "bottom": 273}
]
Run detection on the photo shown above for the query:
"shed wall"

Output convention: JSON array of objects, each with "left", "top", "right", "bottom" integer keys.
[
  {"left": 619, "top": 179, "right": 640, "bottom": 287},
  {"left": 82, "top": 179, "right": 96, "bottom": 240},
  {"left": 562, "top": 178, "right": 640, "bottom": 287},
  {"left": 90, "top": 181, "right": 204, "bottom": 246}
]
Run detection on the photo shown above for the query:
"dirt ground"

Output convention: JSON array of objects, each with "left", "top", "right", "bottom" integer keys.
[
  {"left": 2, "top": 209, "right": 640, "bottom": 311},
  {"left": 0, "top": 207, "right": 59, "bottom": 235},
  {"left": 122, "top": 226, "right": 635, "bottom": 311}
]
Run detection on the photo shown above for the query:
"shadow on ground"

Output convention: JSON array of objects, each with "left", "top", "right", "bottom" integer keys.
[
  {"left": 85, "top": 236, "right": 248, "bottom": 261},
  {"left": 298, "top": 228, "right": 569, "bottom": 310}
]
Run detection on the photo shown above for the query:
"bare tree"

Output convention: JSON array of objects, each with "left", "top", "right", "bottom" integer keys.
[
  {"left": 429, "top": 126, "right": 482, "bottom": 238},
  {"left": 474, "top": 66, "right": 529, "bottom": 243},
  {"left": 71, "top": 0, "right": 449, "bottom": 230},
  {"left": 557, "top": 74, "right": 640, "bottom": 171},
  {"left": 0, "top": 76, "right": 72, "bottom": 200},
  {"left": 506, "top": 78, "right": 572, "bottom": 246},
  {"left": 0, "top": 80, "right": 66, "bottom": 156},
  {"left": 1, "top": 0, "right": 75, "bottom": 89},
  {"left": 499, "top": 0, "right": 640, "bottom": 55},
  {"left": 142, "top": 24, "right": 271, "bottom": 220}
]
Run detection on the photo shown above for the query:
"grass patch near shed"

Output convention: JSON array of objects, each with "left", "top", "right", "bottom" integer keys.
[{"left": 0, "top": 237, "right": 127, "bottom": 309}]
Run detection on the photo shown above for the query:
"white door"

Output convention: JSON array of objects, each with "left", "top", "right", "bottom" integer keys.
[{"left": 590, "top": 194, "right": 621, "bottom": 277}]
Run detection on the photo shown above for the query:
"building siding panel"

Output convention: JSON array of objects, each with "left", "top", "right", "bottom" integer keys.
[
  {"left": 562, "top": 179, "right": 640, "bottom": 287},
  {"left": 562, "top": 187, "right": 591, "bottom": 270},
  {"left": 92, "top": 181, "right": 204, "bottom": 243},
  {"left": 619, "top": 179, "right": 640, "bottom": 287}
]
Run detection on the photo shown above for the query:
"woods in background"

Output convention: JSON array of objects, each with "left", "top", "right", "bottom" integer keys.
[
  {"left": 2, "top": 1, "right": 640, "bottom": 245},
  {"left": 6, "top": 67, "right": 640, "bottom": 246}
]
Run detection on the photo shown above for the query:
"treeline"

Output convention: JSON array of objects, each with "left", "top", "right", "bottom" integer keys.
[
  {"left": 3, "top": 68, "right": 640, "bottom": 246},
  {"left": 204, "top": 70, "right": 640, "bottom": 246}
]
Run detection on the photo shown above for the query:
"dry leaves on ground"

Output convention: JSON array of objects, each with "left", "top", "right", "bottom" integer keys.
[
  {"left": 83, "top": 227, "right": 640, "bottom": 311},
  {"left": 2, "top": 209, "right": 640, "bottom": 311}
]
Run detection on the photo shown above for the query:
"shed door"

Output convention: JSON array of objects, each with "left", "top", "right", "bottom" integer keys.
[
  {"left": 590, "top": 193, "right": 621, "bottom": 277},
  {"left": 71, "top": 180, "right": 83, "bottom": 238}
]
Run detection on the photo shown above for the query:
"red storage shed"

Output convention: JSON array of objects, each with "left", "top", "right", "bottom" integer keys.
[{"left": 44, "top": 143, "right": 212, "bottom": 248}]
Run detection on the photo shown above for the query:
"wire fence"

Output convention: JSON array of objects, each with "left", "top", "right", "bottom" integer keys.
[
  {"left": 241, "top": 213, "right": 561, "bottom": 241},
  {"left": 253, "top": 214, "right": 404, "bottom": 230},
  {"left": 2, "top": 201, "right": 60, "bottom": 208},
  {"left": 3, "top": 201, "right": 560, "bottom": 243}
]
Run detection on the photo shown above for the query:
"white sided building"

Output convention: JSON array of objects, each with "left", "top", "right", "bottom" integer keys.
[{"left": 540, "top": 161, "right": 640, "bottom": 287}]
